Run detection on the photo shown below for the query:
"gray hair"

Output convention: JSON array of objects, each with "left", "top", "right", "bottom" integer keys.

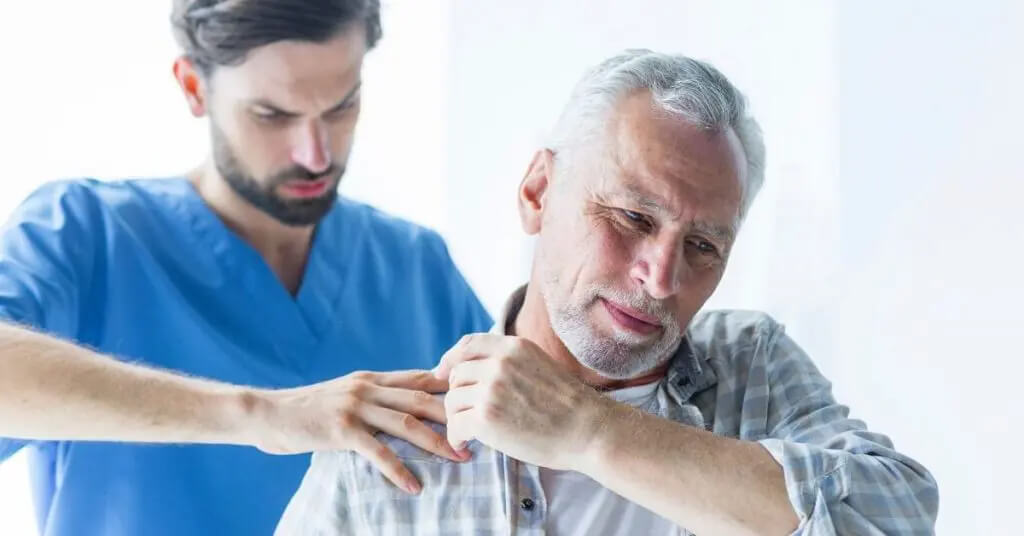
[{"left": 548, "top": 49, "right": 765, "bottom": 217}]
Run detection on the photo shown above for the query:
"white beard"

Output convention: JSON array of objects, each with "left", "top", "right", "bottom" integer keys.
[{"left": 539, "top": 276, "right": 683, "bottom": 380}]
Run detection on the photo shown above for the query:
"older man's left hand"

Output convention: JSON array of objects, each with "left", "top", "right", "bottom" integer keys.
[{"left": 434, "top": 333, "right": 610, "bottom": 471}]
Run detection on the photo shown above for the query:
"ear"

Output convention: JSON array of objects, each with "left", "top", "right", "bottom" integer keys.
[
  {"left": 172, "top": 57, "right": 207, "bottom": 118},
  {"left": 517, "top": 149, "right": 556, "bottom": 235}
]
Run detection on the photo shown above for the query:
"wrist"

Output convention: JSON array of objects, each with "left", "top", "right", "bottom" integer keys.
[
  {"left": 571, "top": 391, "right": 625, "bottom": 474},
  {"left": 226, "top": 386, "right": 281, "bottom": 449}
]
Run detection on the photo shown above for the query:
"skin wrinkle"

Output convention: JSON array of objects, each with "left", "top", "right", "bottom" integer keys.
[
  {"left": 421, "top": 60, "right": 802, "bottom": 536},
  {"left": 520, "top": 90, "right": 745, "bottom": 387}
]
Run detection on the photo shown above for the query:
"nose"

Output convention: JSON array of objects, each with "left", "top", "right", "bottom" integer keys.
[
  {"left": 290, "top": 121, "right": 331, "bottom": 175},
  {"left": 629, "top": 236, "right": 685, "bottom": 300}
]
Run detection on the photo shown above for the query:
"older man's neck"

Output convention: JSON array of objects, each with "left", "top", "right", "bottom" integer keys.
[{"left": 514, "top": 285, "right": 668, "bottom": 391}]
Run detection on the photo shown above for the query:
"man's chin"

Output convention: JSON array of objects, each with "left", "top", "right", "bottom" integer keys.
[
  {"left": 587, "top": 318, "right": 662, "bottom": 346},
  {"left": 570, "top": 329, "right": 658, "bottom": 357},
  {"left": 267, "top": 193, "right": 338, "bottom": 226}
]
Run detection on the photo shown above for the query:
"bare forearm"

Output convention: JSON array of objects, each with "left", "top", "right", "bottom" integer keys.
[
  {"left": 0, "top": 322, "right": 264, "bottom": 446},
  {"left": 579, "top": 400, "right": 798, "bottom": 536}
]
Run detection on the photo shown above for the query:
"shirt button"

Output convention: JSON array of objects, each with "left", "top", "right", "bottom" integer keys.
[{"left": 520, "top": 497, "right": 535, "bottom": 511}]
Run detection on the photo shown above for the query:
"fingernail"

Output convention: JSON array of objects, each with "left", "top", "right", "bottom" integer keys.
[
  {"left": 457, "top": 448, "right": 473, "bottom": 461},
  {"left": 406, "top": 480, "right": 421, "bottom": 494}
]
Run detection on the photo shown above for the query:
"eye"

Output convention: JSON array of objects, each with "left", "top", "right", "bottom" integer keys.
[
  {"left": 622, "top": 210, "right": 643, "bottom": 222},
  {"left": 686, "top": 238, "right": 720, "bottom": 256},
  {"left": 619, "top": 209, "right": 654, "bottom": 232},
  {"left": 323, "top": 103, "right": 356, "bottom": 122},
  {"left": 251, "top": 107, "right": 290, "bottom": 124}
]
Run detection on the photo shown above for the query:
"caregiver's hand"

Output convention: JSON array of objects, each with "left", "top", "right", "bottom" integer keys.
[{"left": 250, "top": 369, "right": 466, "bottom": 494}]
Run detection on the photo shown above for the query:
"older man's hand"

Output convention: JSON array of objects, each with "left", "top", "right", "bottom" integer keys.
[{"left": 435, "top": 333, "right": 611, "bottom": 470}]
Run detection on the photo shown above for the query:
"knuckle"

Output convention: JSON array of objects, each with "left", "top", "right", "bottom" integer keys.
[
  {"left": 400, "top": 413, "right": 421, "bottom": 432},
  {"left": 346, "top": 379, "right": 372, "bottom": 397},
  {"left": 482, "top": 401, "right": 502, "bottom": 421},
  {"left": 507, "top": 336, "right": 526, "bottom": 352},
  {"left": 461, "top": 333, "right": 483, "bottom": 348},
  {"left": 412, "top": 390, "right": 434, "bottom": 405},
  {"left": 410, "top": 371, "right": 433, "bottom": 386},
  {"left": 336, "top": 408, "right": 360, "bottom": 429},
  {"left": 348, "top": 371, "right": 373, "bottom": 382},
  {"left": 484, "top": 384, "right": 504, "bottom": 406},
  {"left": 496, "top": 354, "right": 515, "bottom": 373},
  {"left": 372, "top": 443, "right": 395, "bottom": 461},
  {"left": 339, "top": 393, "right": 362, "bottom": 409}
]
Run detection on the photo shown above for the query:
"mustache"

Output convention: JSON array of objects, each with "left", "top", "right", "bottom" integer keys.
[
  {"left": 591, "top": 285, "right": 675, "bottom": 323},
  {"left": 267, "top": 164, "right": 343, "bottom": 187}
]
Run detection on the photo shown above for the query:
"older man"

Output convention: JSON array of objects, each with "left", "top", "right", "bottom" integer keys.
[{"left": 277, "top": 50, "right": 938, "bottom": 535}]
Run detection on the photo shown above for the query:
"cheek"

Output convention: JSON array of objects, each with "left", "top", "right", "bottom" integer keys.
[
  {"left": 254, "top": 134, "right": 294, "bottom": 175},
  {"left": 588, "top": 222, "right": 637, "bottom": 282},
  {"left": 228, "top": 121, "right": 292, "bottom": 175},
  {"left": 673, "top": 266, "right": 723, "bottom": 322},
  {"left": 327, "top": 113, "right": 360, "bottom": 155}
]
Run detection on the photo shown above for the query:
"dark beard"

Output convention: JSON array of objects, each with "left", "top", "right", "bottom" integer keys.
[{"left": 211, "top": 124, "right": 343, "bottom": 227}]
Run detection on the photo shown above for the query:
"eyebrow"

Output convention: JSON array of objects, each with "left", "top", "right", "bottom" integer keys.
[
  {"left": 248, "top": 81, "right": 363, "bottom": 117},
  {"left": 324, "top": 81, "right": 362, "bottom": 113},
  {"left": 614, "top": 185, "right": 736, "bottom": 244},
  {"left": 691, "top": 220, "right": 736, "bottom": 244}
]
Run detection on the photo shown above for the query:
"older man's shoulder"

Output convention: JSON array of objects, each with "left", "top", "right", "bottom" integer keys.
[
  {"left": 686, "top": 309, "right": 787, "bottom": 369},
  {"left": 311, "top": 395, "right": 492, "bottom": 469}
]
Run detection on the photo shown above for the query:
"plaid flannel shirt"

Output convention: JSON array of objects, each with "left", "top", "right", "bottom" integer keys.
[{"left": 277, "top": 287, "right": 938, "bottom": 535}]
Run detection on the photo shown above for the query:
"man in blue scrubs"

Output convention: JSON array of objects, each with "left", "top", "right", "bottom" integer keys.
[{"left": 0, "top": 1, "right": 491, "bottom": 534}]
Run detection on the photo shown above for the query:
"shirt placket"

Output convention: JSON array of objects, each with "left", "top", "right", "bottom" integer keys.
[{"left": 504, "top": 458, "right": 547, "bottom": 535}]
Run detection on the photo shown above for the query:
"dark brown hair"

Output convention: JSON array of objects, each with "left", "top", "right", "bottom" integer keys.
[{"left": 170, "top": 0, "right": 381, "bottom": 74}]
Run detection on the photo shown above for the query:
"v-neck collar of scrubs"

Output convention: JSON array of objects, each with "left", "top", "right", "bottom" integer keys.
[{"left": 169, "top": 178, "right": 364, "bottom": 348}]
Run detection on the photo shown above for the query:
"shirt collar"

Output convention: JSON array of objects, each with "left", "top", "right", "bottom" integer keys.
[
  {"left": 493, "top": 285, "right": 528, "bottom": 336},
  {"left": 496, "top": 284, "right": 717, "bottom": 402}
]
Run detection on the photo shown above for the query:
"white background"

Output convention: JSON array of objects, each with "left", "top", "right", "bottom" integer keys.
[{"left": 1, "top": 1, "right": 1021, "bottom": 534}]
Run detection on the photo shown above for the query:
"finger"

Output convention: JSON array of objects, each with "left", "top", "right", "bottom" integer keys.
[
  {"left": 367, "top": 385, "right": 447, "bottom": 424},
  {"left": 434, "top": 333, "right": 505, "bottom": 380},
  {"left": 443, "top": 384, "right": 480, "bottom": 416},
  {"left": 448, "top": 358, "right": 492, "bottom": 389},
  {"left": 350, "top": 431, "right": 422, "bottom": 494},
  {"left": 360, "top": 404, "right": 465, "bottom": 462},
  {"left": 370, "top": 370, "right": 449, "bottom": 392},
  {"left": 446, "top": 407, "right": 477, "bottom": 450}
]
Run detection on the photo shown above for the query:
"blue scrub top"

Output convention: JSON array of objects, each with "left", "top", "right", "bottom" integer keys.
[{"left": 0, "top": 178, "right": 493, "bottom": 536}]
